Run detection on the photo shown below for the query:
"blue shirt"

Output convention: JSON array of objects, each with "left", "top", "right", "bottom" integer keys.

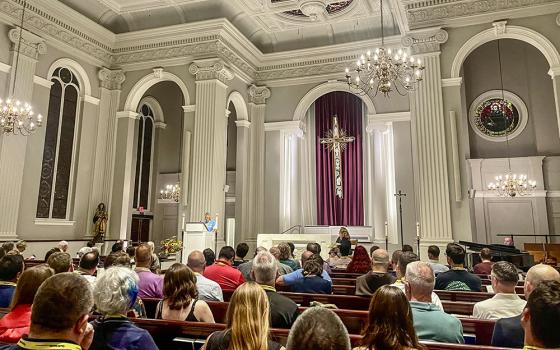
[
  {"left": 282, "top": 269, "right": 332, "bottom": 285},
  {"left": 0, "top": 283, "right": 16, "bottom": 308},
  {"left": 410, "top": 301, "right": 464, "bottom": 344},
  {"left": 291, "top": 276, "right": 332, "bottom": 294},
  {"left": 206, "top": 219, "right": 216, "bottom": 232},
  {"left": 90, "top": 317, "right": 158, "bottom": 350}
]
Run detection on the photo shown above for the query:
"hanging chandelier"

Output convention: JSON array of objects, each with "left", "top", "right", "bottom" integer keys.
[
  {"left": 487, "top": 40, "right": 537, "bottom": 197},
  {"left": 0, "top": 0, "right": 42, "bottom": 136},
  {"left": 344, "top": 0, "right": 425, "bottom": 97},
  {"left": 160, "top": 183, "right": 181, "bottom": 202}
]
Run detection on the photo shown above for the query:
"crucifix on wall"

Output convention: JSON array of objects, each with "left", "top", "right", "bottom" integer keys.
[{"left": 320, "top": 115, "right": 355, "bottom": 199}]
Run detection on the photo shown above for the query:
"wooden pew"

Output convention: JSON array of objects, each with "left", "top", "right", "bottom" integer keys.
[{"left": 332, "top": 277, "right": 357, "bottom": 286}]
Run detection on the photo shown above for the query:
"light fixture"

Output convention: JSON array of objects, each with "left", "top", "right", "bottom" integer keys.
[
  {"left": 160, "top": 183, "right": 181, "bottom": 202},
  {"left": 344, "top": 0, "right": 425, "bottom": 97},
  {"left": 487, "top": 40, "right": 537, "bottom": 197},
  {"left": 0, "top": 0, "right": 42, "bottom": 136}
]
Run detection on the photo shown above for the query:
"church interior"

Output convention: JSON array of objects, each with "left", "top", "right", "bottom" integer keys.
[{"left": 0, "top": 0, "right": 559, "bottom": 349}]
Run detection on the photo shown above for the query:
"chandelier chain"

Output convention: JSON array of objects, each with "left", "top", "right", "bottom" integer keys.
[{"left": 12, "top": 0, "right": 25, "bottom": 97}]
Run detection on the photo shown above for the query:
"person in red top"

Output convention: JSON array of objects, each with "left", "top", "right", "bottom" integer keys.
[
  {"left": 0, "top": 264, "right": 54, "bottom": 343},
  {"left": 203, "top": 246, "right": 245, "bottom": 291},
  {"left": 346, "top": 245, "right": 372, "bottom": 274},
  {"left": 473, "top": 248, "right": 494, "bottom": 275}
]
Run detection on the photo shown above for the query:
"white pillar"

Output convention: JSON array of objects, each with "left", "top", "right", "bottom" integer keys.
[
  {"left": 188, "top": 59, "right": 233, "bottom": 243},
  {"left": 234, "top": 119, "right": 251, "bottom": 244},
  {"left": 549, "top": 66, "right": 560, "bottom": 138},
  {"left": 179, "top": 105, "right": 195, "bottom": 236},
  {"left": 0, "top": 28, "right": 46, "bottom": 239}
]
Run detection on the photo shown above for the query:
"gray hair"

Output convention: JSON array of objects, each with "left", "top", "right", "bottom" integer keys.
[
  {"left": 94, "top": 266, "right": 139, "bottom": 315},
  {"left": 252, "top": 251, "right": 277, "bottom": 284},
  {"left": 286, "top": 307, "right": 351, "bottom": 350},
  {"left": 405, "top": 261, "right": 435, "bottom": 297}
]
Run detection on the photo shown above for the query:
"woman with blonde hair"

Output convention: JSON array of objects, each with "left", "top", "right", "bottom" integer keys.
[{"left": 203, "top": 281, "right": 285, "bottom": 350}]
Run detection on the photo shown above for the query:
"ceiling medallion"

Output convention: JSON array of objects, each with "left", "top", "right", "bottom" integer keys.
[{"left": 283, "top": 0, "right": 353, "bottom": 20}]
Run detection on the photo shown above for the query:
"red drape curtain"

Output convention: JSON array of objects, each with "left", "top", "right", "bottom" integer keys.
[{"left": 315, "top": 92, "right": 364, "bottom": 226}]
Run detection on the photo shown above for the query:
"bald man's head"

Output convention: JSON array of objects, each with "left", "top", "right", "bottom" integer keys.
[
  {"left": 135, "top": 244, "right": 152, "bottom": 268},
  {"left": 525, "top": 264, "right": 560, "bottom": 298},
  {"left": 187, "top": 250, "right": 206, "bottom": 273},
  {"left": 301, "top": 251, "right": 314, "bottom": 265},
  {"left": 371, "top": 249, "right": 390, "bottom": 272}
]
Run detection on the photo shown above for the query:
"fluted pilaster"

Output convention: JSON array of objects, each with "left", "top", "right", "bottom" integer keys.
[{"left": 234, "top": 119, "right": 251, "bottom": 244}]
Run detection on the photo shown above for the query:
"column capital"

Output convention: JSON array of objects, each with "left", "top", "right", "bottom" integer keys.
[
  {"left": 548, "top": 65, "right": 560, "bottom": 78},
  {"left": 248, "top": 84, "right": 271, "bottom": 105},
  {"left": 235, "top": 120, "right": 251, "bottom": 128},
  {"left": 189, "top": 59, "right": 234, "bottom": 84},
  {"left": 182, "top": 105, "right": 196, "bottom": 113},
  {"left": 8, "top": 28, "right": 47, "bottom": 59},
  {"left": 402, "top": 28, "right": 448, "bottom": 55},
  {"left": 98, "top": 68, "right": 126, "bottom": 90}
]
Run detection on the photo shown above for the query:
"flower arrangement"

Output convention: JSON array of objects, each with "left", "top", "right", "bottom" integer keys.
[{"left": 159, "top": 237, "right": 183, "bottom": 256}]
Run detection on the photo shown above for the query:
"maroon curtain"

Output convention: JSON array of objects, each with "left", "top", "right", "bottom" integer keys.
[{"left": 315, "top": 92, "right": 364, "bottom": 226}]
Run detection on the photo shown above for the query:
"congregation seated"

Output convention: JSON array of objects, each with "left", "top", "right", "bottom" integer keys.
[
  {"left": 155, "top": 263, "right": 214, "bottom": 323},
  {"left": 203, "top": 248, "right": 215, "bottom": 266},
  {"left": 43, "top": 247, "right": 61, "bottom": 262},
  {"left": 357, "top": 285, "right": 425, "bottom": 350},
  {"left": 0, "top": 255, "right": 24, "bottom": 308},
  {"left": 473, "top": 261, "right": 526, "bottom": 320},
  {"left": 492, "top": 263, "right": 560, "bottom": 348},
  {"left": 75, "top": 251, "right": 99, "bottom": 286},
  {"left": 204, "top": 246, "right": 245, "bottom": 291},
  {"left": 125, "top": 246, "right": 136, "bottom": 265},
  {"left": 90, "top": 267, "right": 158, "bottom": 350},
  {"left": 305, "top": 243, "right": 332, "bottom": 275},
  {"left": 521, "top": 280, "right": 560, "bottom": 350},
  {"left": 238, "top": 246, "right": 269, "bottom": 281},
  {"left": 427, "top": 245, "right": 449, "bottom": 275},
  {"left": 402, "top": 244, "right": 414, "bottom": 253},
  {"left": 369, "top": 245, "right": 380, "bottom": 257},
  {"left": 233, "top": 243, "right": 249, "bottom": 267},
  {"left": 390, "top": 249, "right": 402, "bottom": 271},
  {"left": 291, "top": 254, "right": 332, "bottom": 294},
  {"left": 202, "top": 282, "right": 285, "bottom": 350},
  {"left": 47, "top": 252, "right": 73, "bottom": 274},
  {"left": 278, "top": 243, "right": 300, "bottom": 271},
  {"left": 405, "top": 261, "right": 464, "bottom": 344},
  {"left": 111, "top": 240, "right": 124, "bottom": 253},
  {"left": 0, "top": 265, "right": 54, "bottom": 343},
  {"left": 251, "top": 251, "right": 298, "bottom": 328},
  {"left": 0, "top": 273, "right": 94, "bottom": 350},
  {"left": 276, "top": 251, "right": 332, "bottom": 288},
  {"left": 435, "top": 243, "right": 481, "bottom": 292},
  {"left": 473, "top": 248, "right": 493, "bottom": 275},
  {"left": 268, "top": 246, "right": 294, "bottom": 275},
  {"left": 286, "top": 307, "right": 350, "bottom": 350},
  {"left": 57, "top": 241, "right": 69, "bottom": 253},
  {"left": 346, "top": 246, "right": 371, "bottom": 274},
  {"left": 327, "top": 247, "right": 351, "bottom": 270},
  {"left": 134, "top": 243, "right": 163, "bottom": 299},
  {"left": 146, "top": 241, "right": 161, "bottom": 274},
  {"left": 391, "top": 252, "right": 443, "bottom": 309},
  {"left": 187, "top": 250, "right": 223, "bottom": 302},
  {"left": 355, "top": 248, "right": 395, "bottom": 296}
]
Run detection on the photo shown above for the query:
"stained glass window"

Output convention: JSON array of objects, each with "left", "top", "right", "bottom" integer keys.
[
  {"left": 36, "top": 67, "right": 80, "bottom": 219},
  {"left": 473, "top": 98, "right": 520, "bottom": 138},
  {"left": 133, "top": 104, "right": 155, "bottom": 210}
]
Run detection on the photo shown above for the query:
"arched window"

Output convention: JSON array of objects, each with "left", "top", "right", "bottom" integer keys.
[
  {"left": 133, "top": 103, "right": 155, "bottom": 210},
  {"left": 36, "top": 67, "right": 81, "bottom": 219}
]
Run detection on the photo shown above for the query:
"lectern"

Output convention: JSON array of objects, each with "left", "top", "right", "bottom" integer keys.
[{"left": 182, "top": 223, "right": 215, "bottom": 263}]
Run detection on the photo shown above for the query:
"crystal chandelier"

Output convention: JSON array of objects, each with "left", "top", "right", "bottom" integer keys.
[
  {"left": 160, "top": 184, "right": 180, "bottom": 202},
  {"left": 344, "top": 0, "right": 425, "bottom": 97},
  {"left": 487, "top": 40, "right": 537, "bottom": 197},
  {"left": 0, "top": 0, "right": 43, "bottom": 136}
]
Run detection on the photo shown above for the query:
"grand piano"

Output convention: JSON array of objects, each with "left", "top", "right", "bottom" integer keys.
[{"left": 459, "top": 241, "right": 535, "bottom": 272}]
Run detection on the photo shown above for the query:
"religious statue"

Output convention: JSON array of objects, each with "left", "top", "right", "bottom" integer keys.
[
  {"left": 320, "top": 115, "right": 355, "bottom": 198},
  {"left": 92, "top": 202, "right": 108, "bottom": 243}
]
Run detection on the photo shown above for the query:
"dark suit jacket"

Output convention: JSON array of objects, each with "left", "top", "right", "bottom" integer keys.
[{"left": 491, "top": 314, "right": 524, "bottom": 349}]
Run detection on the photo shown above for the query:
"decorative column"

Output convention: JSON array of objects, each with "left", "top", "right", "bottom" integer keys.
[
  {"left": 90, "top": 68, "right": 125, "bottom": 237},
  {"left": 403, "top": 29, "right": 453, "bottom": 258},
  {"left": 188, "top": 59, "right": 233, "bottom": 242},
  {"left": 0, "top": 29, "right": 46, "bottom": 239},
  {"left": 247, "top": 85, "right": 271, "bottom": 240},
  {"left": 549, "top": 66, "right": 560, "bottom": 138},
  {"left": 234, "top": 119, "right": 251, "bottom": 244},
  {"left": 179, "top": 105, "right": 195, "bottom": 236}
]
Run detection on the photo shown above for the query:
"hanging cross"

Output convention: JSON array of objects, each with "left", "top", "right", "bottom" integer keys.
[{"left": 320, "top": 115, "right": 355, "bottom": 199}]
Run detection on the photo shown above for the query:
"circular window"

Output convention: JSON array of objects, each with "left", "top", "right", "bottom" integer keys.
[{"left": 468, "top": 90, "right": 528, "bottom": 142}]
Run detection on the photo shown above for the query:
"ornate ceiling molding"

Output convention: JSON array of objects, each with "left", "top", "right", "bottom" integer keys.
[
  {"left": 8, "top": 28, "right": 47, "bottom": 59},
  {"left": 402, "top": 28, "right": 448, "bottom": 55}
]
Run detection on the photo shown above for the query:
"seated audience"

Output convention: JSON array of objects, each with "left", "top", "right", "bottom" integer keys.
[
  {"left": 435, "top": 243, "right": 481, "bottom": 291},
  {"left": 492, "top": 263, "right": 560, "bottom": 348},
  {"left": 358, "top": 285, "right": 425, "bottom": 350},
  {"left": 126, "top": 246, "right": 136, "bottom": 265},
  {"left": 346, "top": 245, "right": 371, "bottom": 274},
  {"left": 76, "top": 251, "right": 99, "bottom": 286},
  {"left": 76, "top": 246, "right": 92, "bottom": 260},
  {"left": 90, "top": 267, "right": 158, "bottom": 350},
  {"left": 233, "top": 243, "right": 249, "bottom": 267},
  {"left": 473, "top": 261, "right": 526, "bottom": 320},
  {"left": 2, "top": 243, "right": 14, "bottom": 255},
  {"left": 146, "top": 241, "right": 161, "bottom": 273},
  {"left": 43, "top": 248, "right": 61, "bottom": 262},
  {"left": 392, "top": 252, "right": 443, "bottom": 309},
  {"left": 355, "top": 248, "right": 396, "bottom": 296},
  {"left": 204, "top": 246, "right": 245, "bottom": 291},
  {"left": 503, "top": 236, "right": 514, "bottom": 247},
  {"left": 187, "top": 250, "right": 223, "bottom": 302},
  {"left": 287, "top": 242, "right": 299, "bottom": 265},
  {"left": 203, "top": 248, "right": 215, "bottom": 266},
  {"left": 286, "top": 307, "right": 350, "bottom": 350},
  {"left": 103, "top": 251, "right": 146, "bottom": 318},
  {"left": 369, "top": 245, "right": 380, "bottom": 257},
  {"left": 276, "top": 251, "right": 332, "bottom": 287},
  {"left": 291, "top": 254, "right": 332, "bottom": 294},
  {"left": 405, "top": 261, "right": 464, "bottom": 343},
  {"left": 0, "top": 273, "right": 94, "bottom": 350},
  {"left": 203, "top": 282, "right": 285, "bottom": 350},
  {"left": 134, "top": 243, "right": 163, "bottom": 299},
  {"left": 0, "top": 265, "right": 54, "bottom": 343},
  {"left": 326, "top": 247, "right": 351, "bottom": 269},
  {"left": 402, "top": 244, "right": 414, "bottom": 253},
  {"left": 111, "top": 240, "right": 124, "bottom": 253},
  {"left": 47, "top": 252, "right": 73, "bottom": 274},
  {"left": 0, "top": 255, "right": 24, "bottom": 308},
  {"left": 521, "top": 280, "right": 560, "bottom": 349},
  {"left": 427, "top": 245, "right": 448, "bottom": 274},
  {"left": 473, "top": 248, "right": 493, "bottom": 275},
  {"left": 238, "top": 247, "right": 269, "bottom": 281},
  {"left": 305, "top": 243, "right": 332, "bottom": 274},
  {"left": 251, "top": 251, "right": 298, "bottom": 328},
  {"left": 269, "top": 247, "right": 294, "bottom": 275},
  {"left": 156, "top": 263, "right": 214, "bottom": 323},
  {"left": 278, "top": 243, "right": 299, "bottom": 271},
  {"left": 391, "top": 249, "right": 402, "bottom": 271},
  {"left": 57, "top": 240, "right": 69, "bottom": 253},
  {"left": 14, "top": 242, "right": 26, "bottom": 256}
]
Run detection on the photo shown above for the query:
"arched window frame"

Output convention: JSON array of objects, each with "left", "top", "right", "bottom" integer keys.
[{"left": 133, "top": 102, "right": 157, "bottom": 211}]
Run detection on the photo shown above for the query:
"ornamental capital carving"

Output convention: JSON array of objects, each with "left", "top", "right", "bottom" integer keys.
[
  {"left": 402, "top": 28, "right": 448, "bottom": 55},
  {"left": 248, "top": 84, "right": 271, "bottom": 104},
  {"left": 8, "top": 28, "right": 46, "bottom": 60},
  {"left": 98, "top": 68, "right": 126, "bottom": 90},
  {"left": 189, "top": 59, "right": 234, "bottom": 83}
]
